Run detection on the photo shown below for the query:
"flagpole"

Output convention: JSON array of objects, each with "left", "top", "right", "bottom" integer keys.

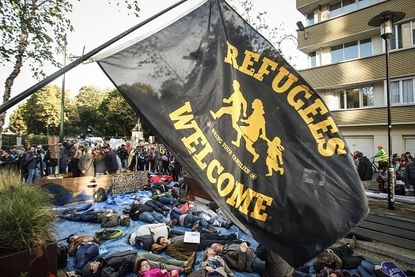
[{"left": 0, "top": 0, "right": 188, "bottom": 114}]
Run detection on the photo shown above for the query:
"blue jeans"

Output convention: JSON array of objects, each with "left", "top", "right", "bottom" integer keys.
[
  {"left": 75, "top": 243, "right": 99, "bottom": 270},
  {"left": 26, "top": 168, "right": 36, "bottom": 183},
  {"left": 357, "top": 260, "right": 375, "bottom": 277},
  {"left": 170, "top": 208, "right": 208, "bottom": 228},
  {"left": 251, "top": 256, "right": 265, "bottom": 276},
  {"left": 157, "top": 196, "right": 178, "bottom": 205},
  {"left": 139, "top": 211, "right": 165, "bottom": 223}
]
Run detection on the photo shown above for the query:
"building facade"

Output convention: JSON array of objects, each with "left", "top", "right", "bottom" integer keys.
[{"left": 296, "top": 0, "right": 415, "bottom": 158}]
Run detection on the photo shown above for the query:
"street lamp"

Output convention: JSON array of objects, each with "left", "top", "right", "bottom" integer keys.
[{"left": 368, "top": 11, "right": 405, "bottom": 210}]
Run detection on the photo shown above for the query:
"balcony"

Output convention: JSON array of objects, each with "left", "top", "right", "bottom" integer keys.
[
  {"left": 299, "top": 48, "right": 415, "bottom": 89},
  {"left": 297, "top": 0, "right": 414, "bottom": 52},
  {"left": 331, "top": 105, "right": 415, "bottom": 126}
]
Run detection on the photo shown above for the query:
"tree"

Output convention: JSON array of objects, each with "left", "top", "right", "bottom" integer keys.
[
  {"left": 72, "top": 86, "right": 108, "bottom": 136},
  {"left": 97, "top": 89, "right": 137, "bottom": 137},
  {"left": 227, "top": 0, "right": 296, "bottom": 61},
  {"left": 0, "top": 0, "right": 141, "bottom": 146},
  {"left": 23, "top": 85, "right": 63, "bottom": 134},
  {"left": 8, "top": 104, "right": 28, "bottom": 134}
]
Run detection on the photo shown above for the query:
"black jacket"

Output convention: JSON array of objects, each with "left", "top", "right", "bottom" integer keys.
[
  {"left": 129, "top": 203, "right": 154, "bottom": 221},
  {"left": 105, "top": 150, "right": 119, "bottom": 173},
  {"left": 357, "top": 156, "right": 373, "bottom": 181},
  {"left": 81, "top": 250, "right": 137, "bottom": 277}
]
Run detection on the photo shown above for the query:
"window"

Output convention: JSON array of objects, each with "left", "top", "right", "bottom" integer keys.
[
  {"left": 329, "top": 1, "right": 342, "bottom": 18},
  {"left": 360, "top": 38, "right": 372, "bottom": 57},
  {"left": 335, "top": 86, "right": 374, "bottom": 110},
  {"left": 306, "top": 13, "right": 314, "bottom": 26},
  {"left": 391, "top": 81, "right": 400, "bottom": 104},
  {"left": 412, "top": 21, "right": 415, "bottom": 45},
  {"left": 390, "top": 78, "right": 415, "bottom": 105},
  {"left": 327, "top": 0, "right": 384, "bottom": 19},
  {"left": 331, "top": 40, "right": 366, "bottom": 63},
  {"left": 403, "top": 79, "right": 414, "bottom": 103},
  {"left": 361, "top": 86, "right": 374, "bottom": 107},
  {"left": 346, "top": 89, "right": 360, "bottom": 108},
  {"left": 339, "top": 91, "right": 345, "bottom": 109},
  {"left": 390, "top": 24, "right": 403, "bottom": 50},
  {"left": 309, "top": 52, "right": 316, "bottom": 68},
  {"left": 344, "top": 41, "right": 358, "bottom": 60},
  {"left": 331, "top": 45, "right": 343, "bottom": 63}
]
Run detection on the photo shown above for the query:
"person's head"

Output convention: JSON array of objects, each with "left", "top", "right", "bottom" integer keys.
[
  {"left": 355, "top": 151, "right": 363, "bottom": 159},
  {"left": 119, "top": 215, "right": 130, "bottom": 226},
  {"left": 313, "top": 252, "right": 336, "bottom": 273},
  {"left": 67, "top": 234, "right": 78, "bottom": 244},
  {"left": 156, "top": 236, "right": 171, "bottom": 247},
  {"left": 29, "top": 147, "right": 35, "bottom": 153},
  {"left": 210, "top": 243, "right": 224, "bottom": 253},
  {"left": 377, "top": 145, "right": 383, "bottom": 150},
  {"left": 137, "top": 258, "right": 151, "bottom": 272},
  {"left": 203, "top": 247, "right": 216, "bottom": 261}
]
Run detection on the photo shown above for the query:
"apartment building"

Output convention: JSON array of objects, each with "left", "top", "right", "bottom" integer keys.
[{"left": 296, "top": 0, "right": 415, "bottom": 158}]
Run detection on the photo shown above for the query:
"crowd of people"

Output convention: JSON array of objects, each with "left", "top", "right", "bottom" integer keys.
[
  {"left": 353, "top": 145, "right": 414, "bottom": 196},
  {"left": 0, "top": 140, "right": 182, "bottom": 184}
]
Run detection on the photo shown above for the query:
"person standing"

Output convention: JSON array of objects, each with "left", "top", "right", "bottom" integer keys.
[
  {"left": 103, "top": 144, "right": 119, "bottom": 174},
  {"left": 78, "top": 147, "right": 95, "bottom": 177},
  {"left": 371, "top": 145, "right": 388, "bottom": 168},
  {"left": 355, "top": 151, "right": 373, "bottom": 181},
  {"left": 24, "top": 147, "right": 38, "bottom": 184}
]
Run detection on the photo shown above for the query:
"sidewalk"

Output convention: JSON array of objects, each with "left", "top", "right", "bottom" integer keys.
[{"left": 345, "top": 186, "right": 415, "bottom": 271}]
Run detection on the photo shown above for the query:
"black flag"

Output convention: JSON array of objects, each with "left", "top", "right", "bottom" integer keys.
[{"left": 97, "top": 0, "right": 368, "bottom": 265}]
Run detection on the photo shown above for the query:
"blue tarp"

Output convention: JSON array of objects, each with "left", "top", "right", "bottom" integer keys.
[{"left": 56, "top": 191, "right": 259, "bottom": 277}]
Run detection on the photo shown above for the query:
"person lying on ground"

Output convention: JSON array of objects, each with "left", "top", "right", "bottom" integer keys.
[
  {"left": 189, "top": 247, "right": 235, "bottom": 277},
  {"left": 80, "top": 250, "right": 188, "bottom": 277},
  {"left": 211, "top": 241, "right": 265, "bottom": 277},
  {"left": 127, "top": 222, "right": 181, "bottom": 249},
  {"left": 61, "top": 209, "right": 130, "bottom": 227},
  {"left": 313, "top": 238, "right": 377, "bottom": 277},
  {"left": 190, "top": 208, "right": 233, "bottom": 229},
  {"left": 151, "top": 187, "right": 180, "bottom": 206},
  {"left": 127, "top": 201, "right": 167, "bottom": 224},
  {"left": 137, "top": 258, "right": 180, "bottom": 277},
  {"left": 153, "top": 233, "right": 241, "bottom": 262},
  {"left": 169, "top": 207, "right": 218, "bottom": 233},
  {"left": 135, "top": 195, "right": 171, "bottom": 215},
  {"left": 67, "top": 234, "right": 101, "bottom": 273}
]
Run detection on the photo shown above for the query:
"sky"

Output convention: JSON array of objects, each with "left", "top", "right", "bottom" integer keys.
[{"left": 0, "top": 0, "right": 307, "bottom": 123}]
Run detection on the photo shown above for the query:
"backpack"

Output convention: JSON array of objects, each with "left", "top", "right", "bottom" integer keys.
[
  {"left": 94, "top": 188, "right": 107, "bottom": 202},
  {"left": 57, "top": 243, "right": 68, "bottom": 269},
  {"left": 134, "top": 234, "right": 154, "bottom": 250}
]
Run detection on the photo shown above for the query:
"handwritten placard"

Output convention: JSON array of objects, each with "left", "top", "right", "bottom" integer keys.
[{"left": 111, "top": 172, "right": 148, "bottom": 194}]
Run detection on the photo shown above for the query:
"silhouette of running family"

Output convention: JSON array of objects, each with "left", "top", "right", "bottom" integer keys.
[{"left": 210, "top": 80, "right": 284, "bottom": 176}]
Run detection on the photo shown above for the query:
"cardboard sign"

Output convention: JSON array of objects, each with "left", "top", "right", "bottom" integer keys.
[
  {"left": 183, "top": 232, "right": 200, "bottom": 244},
  {"left": 111, "top": 172, "right": 148, "bottom": 194}
]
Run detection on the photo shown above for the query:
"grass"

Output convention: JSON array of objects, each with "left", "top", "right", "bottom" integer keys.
[{"left": 0, "top": 171, "right": 57, "bottom": 252}]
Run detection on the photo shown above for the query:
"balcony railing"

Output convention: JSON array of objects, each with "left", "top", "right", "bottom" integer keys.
[
  {"left": 299, "top": 48, "right": 415, "bottom": 89},
  {"left": 297, "top": 0, "right": 413, "bottom": 51},
  {"left": 331, "top": 105, "right": 415, "bottom": 126}
]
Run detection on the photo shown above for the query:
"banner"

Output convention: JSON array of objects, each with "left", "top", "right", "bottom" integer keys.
[{"left": 97, "top": 0, "right": 368, "bottom": 265}]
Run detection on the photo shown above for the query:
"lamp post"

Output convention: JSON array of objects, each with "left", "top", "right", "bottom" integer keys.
[
  {"left": 59, "top": 35, "right": 67, "bottom": 142},
  {"left": 368, "top": 11, "right": 405, "bottom": 210}
]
